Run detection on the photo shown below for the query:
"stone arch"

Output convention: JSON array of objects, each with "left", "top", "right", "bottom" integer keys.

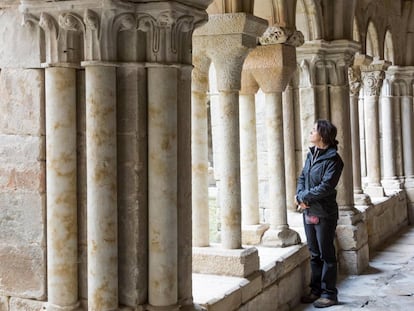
[
  {"left": 366, "top": 20, "right": 379, "bottom": 58},
  {"left": 295, "top": 0, "right": 323, "bottom": 41}
]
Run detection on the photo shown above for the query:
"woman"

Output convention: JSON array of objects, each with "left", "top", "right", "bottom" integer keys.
[{"left": 295, "top": 119, "right": 344, "bottom": 308}]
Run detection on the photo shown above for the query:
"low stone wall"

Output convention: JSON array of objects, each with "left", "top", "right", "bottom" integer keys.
[{"left": 357, "top": 191, "right": 408, "bottom": 251}]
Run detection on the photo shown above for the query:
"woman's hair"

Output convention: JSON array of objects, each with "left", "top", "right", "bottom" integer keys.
[{"left": 316, "top": 119, "right": 339, "bottom": 149}]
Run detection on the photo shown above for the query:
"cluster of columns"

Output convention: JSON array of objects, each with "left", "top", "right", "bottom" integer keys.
[{"left": 23, "top": 0, "right": 211, "bottom": 310}]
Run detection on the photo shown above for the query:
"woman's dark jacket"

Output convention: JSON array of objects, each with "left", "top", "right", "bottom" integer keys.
[{"left": 296, "top": 146, "right": 344, "bottom": 219}]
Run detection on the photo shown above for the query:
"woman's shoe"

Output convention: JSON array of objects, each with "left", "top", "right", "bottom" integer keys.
[
  {"left": 300, "top": 293, "right": 320, "bottom": 303},
  {"left": 313, "top": 297, "right": 338, "bottom": 308}
]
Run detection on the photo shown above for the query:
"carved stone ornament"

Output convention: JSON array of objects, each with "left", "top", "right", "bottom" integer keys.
[
  {"left": 361, "top": 70, "right": 385, "bottom": 97},
  {"left": 348, "top": 67, "right": 361, "bottom": 96},
  {"left": 259, "top": 25, "right": 304, "bottom": 47}
]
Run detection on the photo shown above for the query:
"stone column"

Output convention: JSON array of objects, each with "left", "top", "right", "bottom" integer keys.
[
  {"left": 192, "top": 13, "right": 266, "bottom": 278},
  {"left": 45, "top": 66, "right": 80, "bottom": 311},
  {"left": 348, "top": 56, "right": 372, "bottom": 205},
  {"left": 283, "top": 84, "right": 297, "bottom": 212},
  {"left": 193, "top": 13, "right": 267, "bottom": 249},
  {"left": 192, "top": 63, "right": 210, "bottom": 247},
  {"left": 84, "top": 63, "right": 118, "bottom": 311},
  {"left": 242, "top": 30, "right": 302, "bottom": 247},
  {"left": 361, "top": 62, "right": 388, "bottom": 198},
  {"left": 381, "top": 74, "right": 401, "bottom": 194},
  {"left": 239, "top": 65, "right": 269, "bottom": 245}
]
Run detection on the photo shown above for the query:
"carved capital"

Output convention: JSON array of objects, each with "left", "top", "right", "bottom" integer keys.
[
  {"left": 348, "top": 67, "right": 361, "bottom": 96},
  {"left": 259, "top": 25, "right": 304, "bottom": 47},
  {"left": 21, "top": 1, "right": 209, "bottom": 64},
  {"left": 361, "top": 70, "right": 385, "bottom": 97}
]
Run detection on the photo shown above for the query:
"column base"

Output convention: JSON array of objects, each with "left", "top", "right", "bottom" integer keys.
[
  {"left": 363, "top": 185, "right": 384, "bottom": 198},
  {"left": 46, "top": 302, "right": 82, "bottom": 311},
  {"left": 261, "top": 227, "right": 301, "bottom": 247},
  {"left": 242, "top": 223, "right": 270, "bottom": 245},
  {"left": 192, "top": 246, "right": 259, "bottom": 277},
  {"left": 338, "top": 243, "right": 369, "bottom": 275}
]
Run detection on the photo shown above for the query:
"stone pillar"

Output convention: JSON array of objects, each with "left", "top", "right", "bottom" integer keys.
[
  {"left": 192, "top": 13, "right": 266, "bottom": 278},
  {"left": 192, "top": 63, "right": 210, "bottom": 247},
  {"left": 84, "top": 63, "right": 118, "bottom": 311},
  {"left": 193, "top": 13, "right": 267, "bottom": 249},
  {"left": 381, "top": 74, "right": 401, "bottom": 195},
  {"left": 283, "top": 84, "right": 297, "bottom": 212},
  {"left": 239, "top": 61, "right": 269, "bottom": 245},
  {"left": 45, "top": 66, "right": 80, "bottom": 311},
  {"left": 242, "top": 30, "right": 302, "bottom": 247},
  {"left": 348, "top": 55, "right": 372, "bottom": 205},
  {"left": 361, "top": 62, "right": 388, "bottom": 198}
]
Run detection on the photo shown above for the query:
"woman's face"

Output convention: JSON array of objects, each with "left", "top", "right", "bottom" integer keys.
[{"left": 310, "top": 123, "right": 323, "bottom": 146}]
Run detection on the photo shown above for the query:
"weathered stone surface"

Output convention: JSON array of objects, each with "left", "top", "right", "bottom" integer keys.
[
  {"left": 0, "top": 243, "right": 46, "bottom": 299},
  {"left": 0, "top": 68, "right": 45, "bottom": 135},
  {"left": 9, "top": 297, "right": 44, "bottom": 311},
  {"left": 0, "top": 296, "right": 9, "bottom": 311},
  {"left": 0, "top": 9, "right": 42, "bottom": 68}
]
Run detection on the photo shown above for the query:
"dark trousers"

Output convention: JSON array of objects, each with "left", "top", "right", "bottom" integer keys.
[{"left": 303, "top": 215, "right": 338, "bottom": 300}]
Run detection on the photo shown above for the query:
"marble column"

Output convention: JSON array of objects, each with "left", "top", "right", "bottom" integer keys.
[
  {"left": 148, "top": 65, "right": 179, "bottom": 307},
  {"left": 45, "top": 66, "right": 80, "bottom": 311},
  {"left": 192, "top": 65, "right": 210, "bottom": 247},
  {"left": 361, "top": 62, "right": 387, "bottom": 198},
  {"left": 84, "top": 63, "right": 118, "bottom": 311}
]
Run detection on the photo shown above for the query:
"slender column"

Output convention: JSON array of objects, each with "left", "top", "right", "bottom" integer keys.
[
  {"left": 45, "top": 66, "right": 79, "bottom": 311},
  {"left": 148, "top": 66, "right": 179, "bottom": 307},
  {"left": 242, "top": 40, "right": 301, "bottom": 247},
  {"left": 283, "top": 85, "right": 297, "bottom": 211},
  {"left": 381, "top": 77, "right": 401, "bottom": 194},
  {"left": 348, "top": 67, "right": 363, "bottom": 194},
  {"left": 85, "top": 63, "right": 118, "bottom": 311},
  {"left": 192, "top": 66, "right": 210, "bottom": 247},
  {"left": 239, "top": 93, "right": 260, "bottom": 225},
  {"left": 217, "top": 91, "right": 242, "bottom": 249},
  {"left": 348, "top": 64, "right": 371, "bottom": 205},
  {"left": 194, "top": 13, "right": 267, "bottom": 249},
  {"left": 361, "top": 63, "right": 387, "bottom": 197}
]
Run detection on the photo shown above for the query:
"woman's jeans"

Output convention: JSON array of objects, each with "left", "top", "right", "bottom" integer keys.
[{"left": 303, "top": 215, "right": 338, "bottom": 300}]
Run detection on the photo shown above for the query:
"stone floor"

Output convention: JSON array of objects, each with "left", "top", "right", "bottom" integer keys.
[{"left": 292, "top": 225, "right": 414, "bottom": 311}]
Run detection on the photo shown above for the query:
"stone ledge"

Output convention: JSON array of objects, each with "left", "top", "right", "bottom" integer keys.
[{"left": 193, "top": 245, "right": 259, "bottom": 277}]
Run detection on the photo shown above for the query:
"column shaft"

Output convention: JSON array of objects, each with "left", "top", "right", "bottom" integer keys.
[
  {"left": 148, "top": 66, "right": 178, "bottom": 306},
  {"left": 240, "top": 94, "right": 260, "bottom": 225},
  {"left": 350, "top": 94, "right": 363, "bottom": 193},
  {"left": 192, "top": 90, "right": 209, "bottom": 246},
  {"left": 364, "top": 96, "right": 381, "bottom": 186},
  {"left": 45, "top": 67, "right": 79, "bottom": 310},
  {"left": 86, "top": 65, "right": 118, "bottom": 311},
  {"left": 283, "top": 86, "right": 297, "bottom": 210},
  {"left": 381, "top": 95, "right": 396, "bottom": 178},
  {"left": 218, "top": 91, "right": 242, "bottom": 249},
  {"left": 265, "top": 92, "right": 287, "bottom": 229}
]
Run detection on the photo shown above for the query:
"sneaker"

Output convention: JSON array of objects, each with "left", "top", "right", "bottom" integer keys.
[
  {"left": 313, "top": 297, "right": 338, "bottom": 308},
  {"left": 300, "top": 293, "right": 320, "bottom": 303}
]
